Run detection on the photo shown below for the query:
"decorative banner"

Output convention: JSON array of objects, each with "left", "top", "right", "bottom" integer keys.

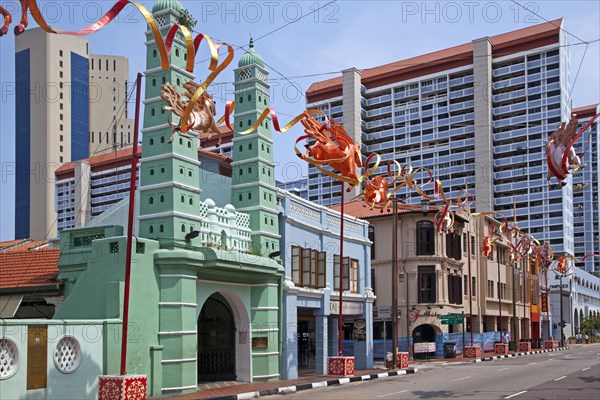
[
  {"left": 546, "top": 113, "right": 600, "bottom": 186},
  {"left": 541, "top": 293, "right": 548, "bottom": 313}
]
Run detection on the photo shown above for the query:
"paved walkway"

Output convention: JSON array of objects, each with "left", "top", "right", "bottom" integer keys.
[{"left": 156, "top": 347, "right": 568, "bottom": 400}]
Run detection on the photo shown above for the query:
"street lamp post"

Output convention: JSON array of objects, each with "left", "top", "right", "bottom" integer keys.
[{"left": 559, "top": 273, "right": 565, "bottom": 347}]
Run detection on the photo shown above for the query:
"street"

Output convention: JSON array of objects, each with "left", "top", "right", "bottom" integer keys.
[{"left": 271, "top": 344, "right": 600, "bottom": 399}]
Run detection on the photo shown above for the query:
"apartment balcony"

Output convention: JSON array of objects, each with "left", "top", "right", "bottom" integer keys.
[
  {"left": 492, "top": 114, "right": 528, "bottom": 129},
  {"left": 492, "top": 62, "right": 525, "bottom": 78},
  {"left": 394, "top": 89, "right": 419, "bottom": 100},
  {"left": 493, "top": 101, "right": 527, "bottom": 116},
  {"left": 367, "top": 106, "right": 392, "bottom": 118},
  {"left": 449, "top": 100, "right": 475, "bottom": 113},
  {"left": 366, "top": 93, "right": 392, "bottom": 106},
  {"left": 449, "top": 87, "right": 474, "bottom": 100},
  {"left": 366, "top": 117, "right": 394, "bottom": 129},
  {"left": 492, "top": 75, "right": 526, "bottom": 90},
  {"left": 449, "top": 75, "right": 474, "bottom": 87}
]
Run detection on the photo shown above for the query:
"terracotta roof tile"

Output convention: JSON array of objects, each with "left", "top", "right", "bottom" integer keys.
[
  {"left": 198, "top": 148, "right": 233, "bottom": 163},
  {"left": 0, "top": 240, "right": 49, "bottom": 252},
  {"left": 330, "top": 200, "right": 440, "bottom": 219},
  {"left": 572, "top": 104, "right": 599, "bottom": 119},
  {"left": 307, "top": 19, "right": 561, "bottom": 97},
  {"left": 0, "top": 249, "right": 60, "bottom": 289}
]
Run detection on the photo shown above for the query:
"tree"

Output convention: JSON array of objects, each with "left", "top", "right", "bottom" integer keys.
[
  {"left": 580, "top": 316, "right": 600, "bottom": 337},
  {"left": 178, "top": 9, "right": 197, "bottom": 30}
]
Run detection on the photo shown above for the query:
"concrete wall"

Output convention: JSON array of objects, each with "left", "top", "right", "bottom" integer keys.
[{"left": 0, "top": 320, "right": 118, "bottom": 400}]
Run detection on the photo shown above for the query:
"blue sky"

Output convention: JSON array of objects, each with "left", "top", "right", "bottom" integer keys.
[{"left": 1, "top": 0, "right": 599, "bottom": 241}]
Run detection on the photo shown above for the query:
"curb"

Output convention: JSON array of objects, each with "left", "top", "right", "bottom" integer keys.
[
  {"left": 475, "top": 346, "right": 569, "bottom": 363},
  {"left": 208, "top": 368, "right": 418, "bottom": 400}
]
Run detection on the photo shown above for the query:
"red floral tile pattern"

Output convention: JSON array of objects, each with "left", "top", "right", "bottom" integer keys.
[
  {"left": 519, "top": 342, "right": 532, "bottom": 352},
  {"left": 327, "top": 357, "right": 355, "bottom": 376},
  {"left": 99, "top": 375, "right": 147, "bottom": 400},
  {"left": 495, "top": 343, "right": 509, "bottom": 354},
  {"left": 397, "top": 352, "right": 409, "bottom": 369},
  {"left": 464, "top": 346, "right": 481, "bottom": 358}
]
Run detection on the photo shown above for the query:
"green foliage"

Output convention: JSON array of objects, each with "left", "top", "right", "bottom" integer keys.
[
  {"left": 580, "top": 316, "right": 600, "bottom": 336},
  {"left": 178, "top": 9, "right": 197, "bottom": 30}
]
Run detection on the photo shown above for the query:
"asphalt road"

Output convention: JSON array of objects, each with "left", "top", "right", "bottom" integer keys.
[{"left": 271, "top": 344, "right": 600, "bottom": 399}]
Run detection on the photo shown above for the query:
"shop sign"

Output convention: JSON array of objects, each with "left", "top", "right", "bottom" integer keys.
[
  {"left": 330, "top": 301, "right": 363, "bottom": 315},
  {"left": 541, "top": 293, "right": 548, "bottom": 313},
  {"left": 353, "top": 319, "right": 366, "bottom": 341},
  {"left": 531, "top": 277, "right": 539, "bottom": 305},
  {"left": 413, "top": 342, "right": 436, "bottom": 353}
]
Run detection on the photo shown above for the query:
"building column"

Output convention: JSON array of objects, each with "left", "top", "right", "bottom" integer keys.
[
  {"left": 328, "top": 317, "right": 339, "bottom": 357},
  {"left": 472, "top": 37, "right": 493, "bottom": 213},
  {"left": 341, "top": 67, "right": 362, "bottom": 202},
  {"left": 281, "top": 284, "right": 298, "bottom": 380},
  {"left": 354, "top": 298, "right": 374, "bottom": 370},
  {"left": 314, "top": 315, "right": 328, "bottom": 375}
]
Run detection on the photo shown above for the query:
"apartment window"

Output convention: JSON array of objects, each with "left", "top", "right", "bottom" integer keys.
[
  {"left": 59, "top": 50, "right": 63, "bottom": 57},
  {"left": 445, "top": 232, "right": 461, "bottom": 260},
  {"left": 471, "top": 277, "right": 477, "bottom": 297},
  {"left": 59, "top": 60, "right": 63, "bottom": 68},
  {"left": 471, "top": 235, "right": 475, "bottom": 255},
  {"left": 416, "top": 221, "right": 435, "bottom": 255},
  {"left": 60, "top": 135, "right": 63, "bottom": 142},
  {"left": 498, "top": 283, "right": 506, "bottom": 300},
  {"left": 418, "top": 266, "right": 436, "bottom": 303},
  {"left": 291, "top": 246, "right": 325, "bottom": 288},
  {"left": 464, "top": 275, "right": 469, "bottom": 296},
  {"left": 448, "top": 274, "right": 462, "bottom": 304},
  {"left": 463, "top": 233, "right": 467, "bottom": 253},
  {"left": 487, "top": 280, "right": 494, "bottom": 298}
]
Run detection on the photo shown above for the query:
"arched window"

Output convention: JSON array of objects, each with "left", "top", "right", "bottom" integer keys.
[
  {"left": 159, "top": 195, "right": 165, "bottom": 203},
  {"left": 152, "top": 49, "right": 157, "bottom": 58},
  {"left": 416, "top": 221, "right": 435, "bottom": 255},
  {"left": 175, "top": 48, "right": 180, "bottom": 57},
  {"left": 159, "top": 224, "right": 164, "bottom": 233},
  {"left": 151, "top": 108, "right": 155, "bottom": 117},
  {"left": 152, "top": 78, "right": 156, "bottom": 87},
  {"left": 238, "top": 194, "right": 242, "bottom": 201},
  {"left": 149, "top": 138, "right": 154, "bottom": 145},
  {"left": 247, "top": 94, "right": 251, "bottom": 102},
  {"left": 149, "top": 225, "right": 154, "bottom": 234},
  {"left": 181, "top": 224, "right": 186, "bottom": 233},
  {"left": 149, "top": 197, "right": 154, "bottom": 205},
  {"left": 162, "top": 76, "right": 166, "bottom": 84},
  {"left": 160, "top": 136, "right": 165, "bottom": 143},
  {"left": 189, "top": 198, "right": 193, "bottom": 205}
]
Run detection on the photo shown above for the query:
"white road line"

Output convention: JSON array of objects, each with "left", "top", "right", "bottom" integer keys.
[
  {"left": 498, "top": 368, "right": 509, "bottom": 371},
  {"left": 527, "top": 362, "right": 536, "bottom": 365},
  {"left": 582, "top": 367, "right": 591, "bottom": 371},
  {"left": 377, "top": 389, "right": 408, "bottom": 398},
  {"left": 555, "top": 376, "right": 567, "bottom": 381},
  {"left": 505, "top": 390, "right": 527, "bottom": 399},
  {"left": 452, "top": 376, "right": 471, "bottom": 382}
]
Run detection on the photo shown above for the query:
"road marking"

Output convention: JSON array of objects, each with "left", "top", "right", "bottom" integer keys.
[
  {"left": 505, "top": 390, "right": 527, "bottom": 399},
  {"left": 555, "top": 376, "right": 567, "bottom": 381},
  {"left": 498, "top": 368, "right": 509, "bottom": 371},
  {"left": 527, "top": 362, "right": 536, "bottom": 365},
  {"left": 452, "top": 376, "right": 471, "bottom": 382},
  {"left": 378, "top": 390, "right": 407, "bottom": 398},
  {"left": 582, "top": 367, "right": 590, "bottom": 371}
]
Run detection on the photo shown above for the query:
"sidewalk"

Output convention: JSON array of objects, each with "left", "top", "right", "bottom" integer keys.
[{"left": 159, "top": 347, "right": 568, "bottom": 400}]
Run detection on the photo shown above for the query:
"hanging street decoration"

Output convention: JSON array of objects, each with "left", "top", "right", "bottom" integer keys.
[{"left": 546, "top": 113, "right": 600, "bottom": 187}]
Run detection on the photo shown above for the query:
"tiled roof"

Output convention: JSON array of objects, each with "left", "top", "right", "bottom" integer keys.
[
  {"left": 198, "top": 148, "right": 233, "bottom": 163},
  {"left": 307, "top": 19, "right": 562, "bottom": 98},
  {"left": 0, "top": 240, "right": 49, "bottom": 252},
  {"left": 0, "top": 249, "right": 60, "bottom": 289},
  {"left": 330, "top": 200, "right": 437, "bottom": 219},
  {"left": 572, "top": 104, "right": 599, "bottom": 119}
]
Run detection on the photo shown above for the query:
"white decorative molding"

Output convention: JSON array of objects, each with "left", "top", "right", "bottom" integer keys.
[
  {"left": 158, "top": 331, "right": 197, "bottom": 336},
  {"left": 251, "top": 352, "right": 279, "bottom": 357},
  {"left": 54, "top": 336, "right": 81, "bottom": 374},
  {"left": 159, "top": 274, "right": 198, "bottom": 281},
  {"left": 161, "top": 358, "right": 197, "bottom": 364},
  {"left": 250, "top": 307, "right": 279, "bottom": 311},
  {"left": 140, "top": 181, "right": 201, "bottom": 194},
  {"left": 197, "top": 280, "right": 278, "bottom": 288},
  {"left": 0, "top": 338, "right": 19, "bottom": 379},
  {"left": 158, "top": 302, "right": 197, "bottom": 308},
  {"left": 139, "top": 211, "right": 204, "bottom": 222},
  {"left": 141, "top": 152, "right": 201, "bottom": 167},
  {"left": 251, "top": 328, "right": 279, "bottom": 333},
  {"left": 231, "top": 157, "right": 276, "bottom": 167},
  {"left": 289, "top": 202, "right": 320, "bottom": 220}
]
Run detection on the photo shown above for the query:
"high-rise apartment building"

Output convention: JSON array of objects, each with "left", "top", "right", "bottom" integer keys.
[
  {"left": 15, "top": 28, "right": 90, "bottom": 240},
  {"left": 571, "top": 104, "right": 600, "bottom": 272},
  {"left": 89, "top": 55, "right": 134, "bottom": 155},
  {"left": 14, "top": 29, "right": 132, "bottom": 240},
  {"left": 306, "top": 19, "right": 579, "bottom": 256}
]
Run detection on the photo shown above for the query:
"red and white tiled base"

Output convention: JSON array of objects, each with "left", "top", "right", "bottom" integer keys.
[
  {"left": 397, "top": 352, "right": 409, "bottom": 369},
  {"left": 494, "top": 343, "right": 509, "bottom": 354},
  {"left": 327, "top": 356, "right": 355, "bottom": 376},
  {"left": 518, "top": 341, "right": 532, "bottom": 352},
  {"left": 98, "top": 375, "right": 147, "bottom": 400},
  {"left": 544, "top": 340, "right": 558, "bottom": 349},
  {"left": 464, "top": 345, "right": 481, "bottom": 358}
]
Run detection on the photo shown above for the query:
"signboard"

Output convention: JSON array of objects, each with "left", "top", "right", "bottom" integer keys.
[
  {"left": 378, "top": 306, "right": 391, "bottom": 319},
  {"left": 27, "top": 325, "right": 48, "bottom": 390},
  {"left": 329, "top": 301, "right": 363, "bottom": 315},
  {"left": 413, "top": 342, "right": 436, "bottom": 353},
  {"left": 531, "top": 276, "right": 539, "bottom": 305},
  {"left": 441, "top": 313, "right": 463, "bottom": 325},
  {"left": 541, "top": 293, "right": 548, "bottom": 313},
  {"left": 353, "top": 319, "right": 366, "bottom": 341}
]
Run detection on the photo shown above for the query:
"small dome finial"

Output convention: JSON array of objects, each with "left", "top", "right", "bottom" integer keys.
[{"left": 249, "top": 38, "right": 254, "bottom": 49}]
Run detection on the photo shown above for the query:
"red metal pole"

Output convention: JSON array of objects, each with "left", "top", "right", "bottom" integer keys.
[
  {"left": 120, "top": 72, "right": 142, "bottom": 376},
  {"left": 545, "top": 265, "right": 550, "bottom": 340},
  {"left": 467, "top": 227, "right": 473, "bottom": 346},
  {"left": 497, "top": 245, "right": 502, "bottom": 340},
  {"left": 338, "top": 183, "right": 345, "bottom": 356}
]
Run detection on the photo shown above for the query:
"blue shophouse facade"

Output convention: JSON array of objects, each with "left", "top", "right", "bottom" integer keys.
[{"left": 277, "top": 189, "right": 374, "bottom": 379}]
